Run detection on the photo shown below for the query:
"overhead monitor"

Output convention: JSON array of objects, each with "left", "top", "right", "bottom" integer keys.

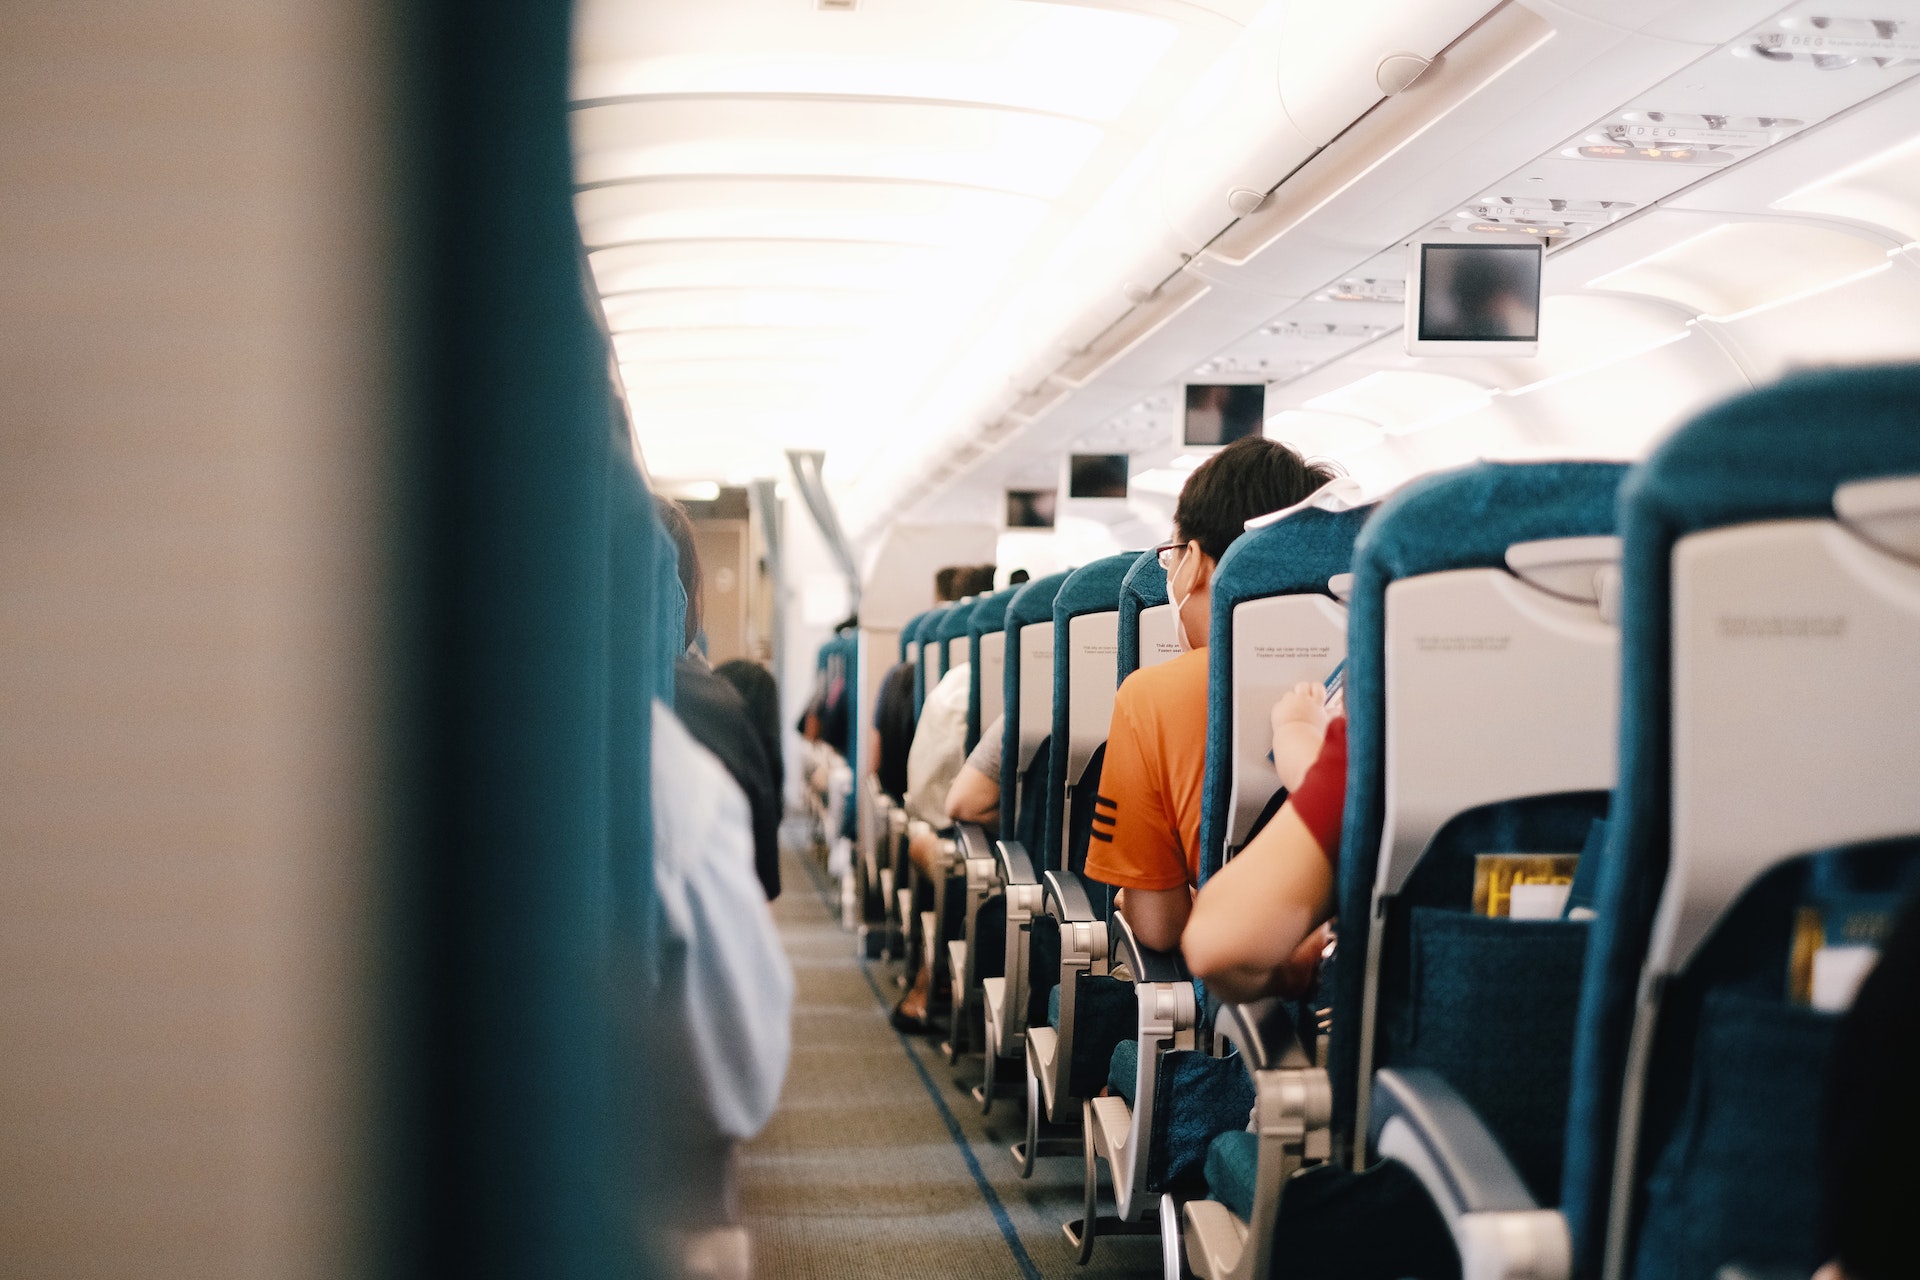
[
  {"left": 1183, "top": 383, "right": 1267, "bottom": 447},
  {"left": 1005, "top": 488, "right": 1058, "bottom": 529},
  {"left": 1405, "top": 237, "right": 1542, "bottom": 357},
  {"left": 1068, "top": 454, "right": 1129, "bottom": 499}
]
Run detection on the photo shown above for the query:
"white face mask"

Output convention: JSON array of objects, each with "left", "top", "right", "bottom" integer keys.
[{"left": 1170, "top": 545, "right": 1198, "bottom": 653}]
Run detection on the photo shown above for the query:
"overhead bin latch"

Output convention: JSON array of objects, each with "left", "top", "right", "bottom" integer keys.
[
  {"left": 1504, "top": 535, "right": 1623, "bottom": 606},
  {"left": 1376, "top": 52, "right": 1433, "bottom": 96}
]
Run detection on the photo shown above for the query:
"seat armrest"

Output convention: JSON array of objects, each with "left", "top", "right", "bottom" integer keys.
[
  {"left": 1370, "top": 1069, "right": 1535, "bottom": 1214},
  {"left": 994, "top": 839, "right": 1037, "bottom": 886},
  {"left": 1043, "top": 869, "right": 1097, "bottom": 924},
  {"left": 1110, "top": 909, "right": 1188, "bottom": 985},
  {"left": 954, "top": 821, "right": 996, "bottom": 864},
  {"left": 1216, "top": 999, "right": 1310, "bottom": 1072},
  {"left": 1370, "top": 1068, "right": 1571, "bottom": 1280}
]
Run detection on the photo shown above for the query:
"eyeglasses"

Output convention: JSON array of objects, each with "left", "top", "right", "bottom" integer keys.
[{"left": 1154, "top": 540, "right": 1189, "bottom": 573}]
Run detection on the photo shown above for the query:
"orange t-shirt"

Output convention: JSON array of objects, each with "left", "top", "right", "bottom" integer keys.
[{"left": 1084, "top": 646, "right": 1210, "bottom": 892}]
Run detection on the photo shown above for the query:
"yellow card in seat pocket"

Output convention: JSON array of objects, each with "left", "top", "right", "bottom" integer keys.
[{"left": 1473, "top": 854, "right": 1581, "bottom": 919}]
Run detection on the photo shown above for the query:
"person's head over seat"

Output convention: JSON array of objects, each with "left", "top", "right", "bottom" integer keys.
[
  {"left": 1162, "top": 437, "right": 1336, "bottom": 652},
  {"left": 655, "top": 496, "right": 704, "bottom": 652}
]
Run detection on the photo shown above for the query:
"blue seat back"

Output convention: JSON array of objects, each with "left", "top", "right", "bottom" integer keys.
[
  {"left": 932, "top": 596, "right": 979, "bottom": 694},
  {"left": 1329, "top": 462, "right": 1628, "bottom": 1151},
  {"left": 1198, "top": 504, "right": 1372, "bottom": 884},
  {"left": 910, "top": 606, "right": 947, "bottom": 718},
  {"left": 967, "top": 588, "right": 1016, "bottom": 753},
  {"left": 899, "top": 608, "right": 932, "bottom": 666},
  {"left": 1117, "top": 550, "right": 1177, "bottom": 681},
  {"left": 1046, "top": 554, "right": 1138, "bottom": 878},
  {"left": 1563, "top": 364, "right": 1920, "bottom": 1280},
  {"left": 1002, "top": 572, "right": 1071, "bottom": 848}
]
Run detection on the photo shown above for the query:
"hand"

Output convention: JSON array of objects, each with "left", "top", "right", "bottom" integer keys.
[
  {"left": 1270, "top": 681, "right": 1329, "bottom": 737},
  {"left": 1270, "top": 921, "right": 1335, "bottom": 999}
]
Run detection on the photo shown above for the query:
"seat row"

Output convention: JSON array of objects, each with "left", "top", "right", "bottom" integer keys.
[{"left": 815, "top": 363, "right": 1920, "bottom": 1280}]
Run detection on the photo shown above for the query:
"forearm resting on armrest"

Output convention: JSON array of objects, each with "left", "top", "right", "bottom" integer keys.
[
  {"left": 1114, "top": 884, "right": 1190, "bottom": 953},
  {"left": 1183, "top": 806, "right": 1333, "bottom": 1002},
  {"left": 945, "top": 762, "right": 1000, "bottom": 828}
]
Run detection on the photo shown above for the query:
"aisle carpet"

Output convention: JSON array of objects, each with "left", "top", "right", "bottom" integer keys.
[{"left": 739, "top": 833, "right": 1163, "bottom": 1279}]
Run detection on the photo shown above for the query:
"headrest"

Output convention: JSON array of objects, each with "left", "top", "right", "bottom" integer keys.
[
  {"left": 968, "top": 586, "right": 1016, "bottom": 638},
  {"left": 935, "top": 597, "right": 979, "bottom": 645},
  {"left": 1118, "top": 549, "right": 1169, "bottom": 680},
  {"left": 898, "top": 609, "right": 932, "bottom": 661},
  {"left": 1053, "top": 552, "right": 1139, "bottom": 624},
  {"left": 1006, "top": 569, "right": 1072, "bottom": 631},
  {"left": 1354, "top": 460, "right": 1628, "bottom": 585},
  {"left": 1211, "top": 504, "right": 1376, "bottom": 619},
  {"left": 900, "top": 608, "right": 935, "bottom": 650}
]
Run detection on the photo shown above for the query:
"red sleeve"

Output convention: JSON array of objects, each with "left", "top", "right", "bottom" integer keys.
[{"left": 1286, "top": 716, "right": 1347, "bottom": 864}]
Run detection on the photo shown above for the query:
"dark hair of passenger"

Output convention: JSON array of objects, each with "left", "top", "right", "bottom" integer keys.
[
  {"left": 1173, "top": 436, "right": 1338, "bottom": 561},
  {"left": 933, "top": 566, "right": 962, "bottom": 602},
  {"left": 1008, "top": 568, "right": 1030, "bottom": 585},
  {"left": 655, "top": 496, "right": 703, "bottom": 649},
  {"left": 715, "top": 660, "right": 781, "bottom": 760},
  {"left": 960, "top": 564, "right": 997, "bottom": 596}
]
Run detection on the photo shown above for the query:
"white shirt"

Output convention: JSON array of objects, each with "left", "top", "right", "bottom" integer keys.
[
  {"left": 651, "top": 700, "right": 793, "bottom": 1140},
  {"left": 905, "top": 662, "right": 971, "bottom": 828}
]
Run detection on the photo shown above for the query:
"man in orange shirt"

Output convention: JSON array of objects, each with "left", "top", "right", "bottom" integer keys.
[{"left": 1083, "top": 437, "right": 1337, "bottom": 951}]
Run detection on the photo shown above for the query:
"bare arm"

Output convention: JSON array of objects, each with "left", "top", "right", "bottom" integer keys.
[
  {"left": 1117, "top": 884, "right": 1193, "bottom": 953},
  {"left": 944, "top": 762, "right": 1000, "bottom": 827},
  {"left": 1269, "top": 681, "right": 1330, "bottom": 793},
  {"left": 1182, "top": 805, "right": 1335, "bottom": 1003}
]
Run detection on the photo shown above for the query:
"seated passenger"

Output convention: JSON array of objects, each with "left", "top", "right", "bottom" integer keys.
[
  {"left": 714, "top": 657, "right": 784, "bottom": 810},
  {"left": 891, "top": 565, "right": 999, "bottom": 1031},
  {"left": 1083, "top": 438, "right": 1338, "bottom": 952},
  {"left": 944, "top": 712, "right": 1003, "bottom": 831},
  {"left": 864, "top": 562, "right": 971, "bottom": 802},
  {"left": 659, "top": 498, "right": 783, "bottom": 901},
  {"left": 1183, "top": 695, "right": 1347, "bottom": 1002},
  {"left": 648, "top": 700, "right": 794, "bottom": 1233}
]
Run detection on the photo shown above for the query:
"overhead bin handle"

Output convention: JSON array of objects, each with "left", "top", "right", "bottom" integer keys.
[
  {"left": 1503, "top": 535, "right": 1622, "bottom": 605},
  {"left": 1835, "top": 473, "right": 1920, "bottom": 563}
]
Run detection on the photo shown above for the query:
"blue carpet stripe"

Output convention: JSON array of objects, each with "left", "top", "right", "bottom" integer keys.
[{"left": 856, "top": 960, "right": 1045, "bottom": 1280}]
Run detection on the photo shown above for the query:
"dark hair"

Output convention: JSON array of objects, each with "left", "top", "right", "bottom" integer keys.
[
  {"left": 959, "top": 564, "right": 997, "bottom": 596},
  {"left": 655, "top": 496, "right": 703, "bottom": 648},
  {"left": 1173, "top": 437, "right": 1337, "bottom": 561},
  {"left": 1008, "top": 568, "right": 1030, "bottom": 585},
  {"left": 715, "top": 659, "right": 784, "bottom": 793},
  {"left": 934, "top": 566, "right": 962, "bottom": 602}
]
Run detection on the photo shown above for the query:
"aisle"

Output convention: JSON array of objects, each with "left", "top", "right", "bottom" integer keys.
[{"left": 740, "top": 836, "right": 1162, "bottom": 1279}]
